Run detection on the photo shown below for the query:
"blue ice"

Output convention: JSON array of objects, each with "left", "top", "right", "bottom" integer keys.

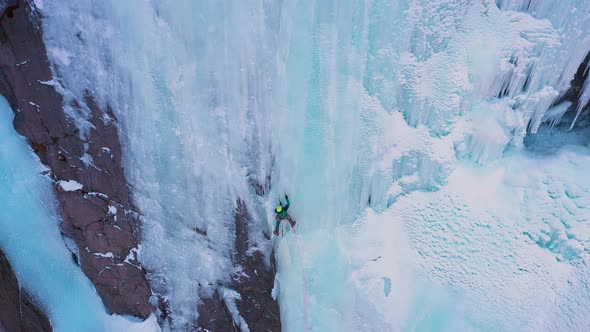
[
  {"left": 0, "top": 96, "right": 157, "bottom": 332},
  {"left": 29, "top": 0, "right": 590, "bottom": 331}
]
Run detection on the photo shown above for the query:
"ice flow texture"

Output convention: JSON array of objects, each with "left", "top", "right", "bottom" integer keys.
[
  {"left": 0, "top": 96, "right": 160, "bottom": 332},
  {"left": 32, "top": 0, "right": 590, "bottom": 331}
]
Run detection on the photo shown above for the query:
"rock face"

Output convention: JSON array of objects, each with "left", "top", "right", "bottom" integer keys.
[
  {"left": 197, "top": 200, "right": 281, "bottom": 332},
  {"left": 0, "top": 249, "right": 52, "bottom": 332},
  {"left": 0, "top": 0, "right": 152, "bottom": 318}
]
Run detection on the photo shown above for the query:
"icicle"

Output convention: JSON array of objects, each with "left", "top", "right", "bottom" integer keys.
[{"left": 570, "top": 62, "right": 590, "bottom": 129}]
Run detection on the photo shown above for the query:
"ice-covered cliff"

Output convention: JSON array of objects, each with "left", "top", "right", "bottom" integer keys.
[{"left": 1, "top": 0, "right": 589, "bottom": 331}]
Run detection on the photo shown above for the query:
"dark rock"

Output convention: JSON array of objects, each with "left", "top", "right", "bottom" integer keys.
[
  {"left": 196, "top": 290, "right": 237, "bottom": 332},
  {"left": 197, "top": 200, "right": 281, "bottom": 331},
  {"left": 0, "top": 0, "right": 152, "bottom": 318},
  {"left": 248, "top": 168, "right": 272, "bottom": 197},
  {"left": 192, "top": 227, "right": 207, "bottom": 237},
  {"left": 31, "top": 142, "right": 46, "bottom": 152},
  {"left": 548, "top": 51, "right": 590, "bottom": 124},
  {"left": 0, "top": 249, "right": 52, "bottom": 332},
  {"left": 555, "top": 52, "right": 590, "bottom": 107},
  {"left": 231, "top": 200, "right": 281, "bottom": 332}
]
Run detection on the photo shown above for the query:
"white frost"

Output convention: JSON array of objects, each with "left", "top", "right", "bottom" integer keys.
[
  {"left": 93, "top": 252, "right": 114, "bottom": 259},
  {"left": 124, "top": 247, "right": 138, "bottom": 264},
  {"left": 58, "top": 180, "right": 82, "bottom": 191}
]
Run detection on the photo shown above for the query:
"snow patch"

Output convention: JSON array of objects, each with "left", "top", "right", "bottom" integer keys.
[
  {"left": 124, "top": 247, "right": 138, "bottom": 264},
  {"left": 124, "top": 247, "right": 142, "bottom": 269},
  {"left": 58, "top": 180, "right": 83, "bottom": 191},
  {"left": 94, "top": 252, "right": 114, "bottom": 259},
  {"left": 38, "top": 79, "right": 59, "bottom": 87},
  {"left": 87, "top": 191, "right": 109, "bottom": 200}
]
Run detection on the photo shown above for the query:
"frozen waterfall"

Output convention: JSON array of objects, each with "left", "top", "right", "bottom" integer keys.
[{"left": 8, "top": 0, "right": 589, "bottom": 330}]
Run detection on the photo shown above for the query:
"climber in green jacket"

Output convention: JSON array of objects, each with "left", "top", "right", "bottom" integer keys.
[{"left": 274, "top": 193, "right": 296, "bottom": 236}]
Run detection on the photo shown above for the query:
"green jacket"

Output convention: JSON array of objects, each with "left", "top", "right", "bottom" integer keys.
[{"left": 276, "top": 196, "right": 290, "bottom": 218}]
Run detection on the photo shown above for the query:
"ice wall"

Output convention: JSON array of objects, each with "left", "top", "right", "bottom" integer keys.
[
  {"left": 272, "top": 0, "right": 590, "bottom": 237},
  {"left": 35, "top": 0, "right": 280, "bottom": 328},
  {"left": 0, "top": 96, "right": 159, "bottom": 332},
  {"left": 33, "top": 0, "right": 590, "bottom": 330},
  {"left": 272, "top": 0, "right": 590, "bottom": 331}
]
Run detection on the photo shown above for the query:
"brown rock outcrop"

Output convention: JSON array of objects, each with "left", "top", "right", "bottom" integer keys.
[
  {"left": 197, "top": 200, "right": 281, "bottom": 331},
  {"left": 0, "top": 0, "right": 152, "bottom": 318},
  {"left": 0, "top": 249, "right": 52, "bottom": 332}
]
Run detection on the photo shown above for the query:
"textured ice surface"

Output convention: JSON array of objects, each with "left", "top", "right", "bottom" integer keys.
[
  {"left": 271, "top": 0, "right": 590, "bottom": 331},
  {"left": 0, "top": 96, "right": 160, "bottom": 331},
  {"left": 36, "top": 0, "right": 278, "bottom": 328},
  {"left": 33, "top": 0, "right": 590, "bottom": 331},
  {"left": 400, "top": 150, "right": 589, "bottom": 330}
]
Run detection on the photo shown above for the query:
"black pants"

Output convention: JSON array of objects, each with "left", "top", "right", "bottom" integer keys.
[{"left": 275, "top": 215, "right": 295, "bottom": 233}]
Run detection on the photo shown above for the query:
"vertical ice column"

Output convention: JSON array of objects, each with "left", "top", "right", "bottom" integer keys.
[{"left": 272, "top": 1, "right": 375, "bottom": 331}]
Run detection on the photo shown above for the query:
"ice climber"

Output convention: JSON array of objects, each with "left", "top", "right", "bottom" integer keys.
[{"left": 274, "top": 194, "right": 296, "bottom": 236}]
